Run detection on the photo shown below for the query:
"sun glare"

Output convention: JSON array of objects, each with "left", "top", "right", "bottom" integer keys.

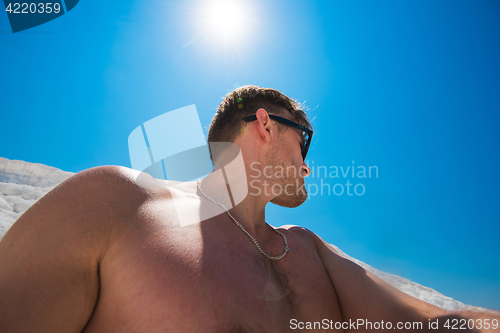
[{"left": 203, "top": 0, "right": 250, "bottom": 42}]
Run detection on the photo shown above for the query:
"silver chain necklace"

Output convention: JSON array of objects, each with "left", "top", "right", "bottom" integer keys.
[{"left": 197, "top": 179, "right": 289, "bottom": 260}]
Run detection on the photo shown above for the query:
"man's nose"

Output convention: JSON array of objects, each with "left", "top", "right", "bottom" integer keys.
[{"left": 301, "top": 162, "right": 311, "bottom": 177}]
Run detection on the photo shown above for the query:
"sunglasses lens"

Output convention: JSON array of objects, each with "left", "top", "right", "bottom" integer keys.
[{"left": 302, "top": 133, "right": 310, "bottom": 160}]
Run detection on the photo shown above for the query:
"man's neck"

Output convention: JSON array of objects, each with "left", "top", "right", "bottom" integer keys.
[{"left": 199, "top": 170, "right": 270, "bottom": 236}]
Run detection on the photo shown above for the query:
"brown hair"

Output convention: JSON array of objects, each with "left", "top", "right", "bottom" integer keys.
[{"left": 207, "top": 85, "right": 312, "bottom": 161}]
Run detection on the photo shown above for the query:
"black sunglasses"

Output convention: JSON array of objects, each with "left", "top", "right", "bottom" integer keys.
[{"left": 243, "top": 114, "right": 313, "bottom": 160}]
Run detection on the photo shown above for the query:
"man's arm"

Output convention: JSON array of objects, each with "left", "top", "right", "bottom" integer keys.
[
  {"left": 315, "top": 238, "right": 500, "bottom": 332},
  {"left": 0, "top": 166, "right": 138, "bottom": 332}
]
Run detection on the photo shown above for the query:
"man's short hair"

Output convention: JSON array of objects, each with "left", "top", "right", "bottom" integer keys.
[{"left": 207, "top": 85, "right": 312, "bottom": 161}]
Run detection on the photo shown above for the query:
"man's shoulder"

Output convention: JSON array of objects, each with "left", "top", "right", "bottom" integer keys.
[
  {"left": 277, "top": 224, "right": 331, "bottom": 252},
  {"left": 63, "top": 165, "right": 149, "bottom": 194},
  {"left": 50, "top": 165, "right": 165, "bottom": 205},
  {"left": 11, "top": 165, "right": 171, "bottom": 239}
]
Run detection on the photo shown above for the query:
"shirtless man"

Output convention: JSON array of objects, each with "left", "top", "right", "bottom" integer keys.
[{"left": 0, "top": 86, "right": 498, "bottom": 332}]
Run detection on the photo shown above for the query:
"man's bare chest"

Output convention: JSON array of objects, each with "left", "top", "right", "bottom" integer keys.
[{"left": 84, "top": 219, "right": 342, "bottom": 332}]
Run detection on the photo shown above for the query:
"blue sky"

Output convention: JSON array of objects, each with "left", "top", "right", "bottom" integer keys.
[{"left": 1, "top": 0, "right": 499, "bottom": 310}]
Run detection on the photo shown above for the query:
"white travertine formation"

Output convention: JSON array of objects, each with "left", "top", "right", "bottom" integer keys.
[
  {"left": 0, "top": 157, "right": 73, "bottom": 236},
  {"left": 0, "top": 157, "right": 485, "bottom": 311}
]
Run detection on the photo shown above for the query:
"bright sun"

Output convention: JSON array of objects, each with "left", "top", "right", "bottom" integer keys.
[{"left": 203, "top": 0, "right": 251, "bottom": 42}]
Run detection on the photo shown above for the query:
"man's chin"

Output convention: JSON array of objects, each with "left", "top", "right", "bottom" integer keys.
[{"left": 271, "top": 192, "right": 308, "bottom": 208}]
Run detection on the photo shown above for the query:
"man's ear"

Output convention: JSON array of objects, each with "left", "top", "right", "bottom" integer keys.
[{"left": 255, "top": 108, "right": 272, "bottom": 143}]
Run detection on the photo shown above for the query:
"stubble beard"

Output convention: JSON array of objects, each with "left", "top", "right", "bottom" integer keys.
[
  {"left": 265, "top": 143, "right": 308, "bottom": 208},
  {"left": 270, "top": 174, "right": 308, "bottom": 208}
]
